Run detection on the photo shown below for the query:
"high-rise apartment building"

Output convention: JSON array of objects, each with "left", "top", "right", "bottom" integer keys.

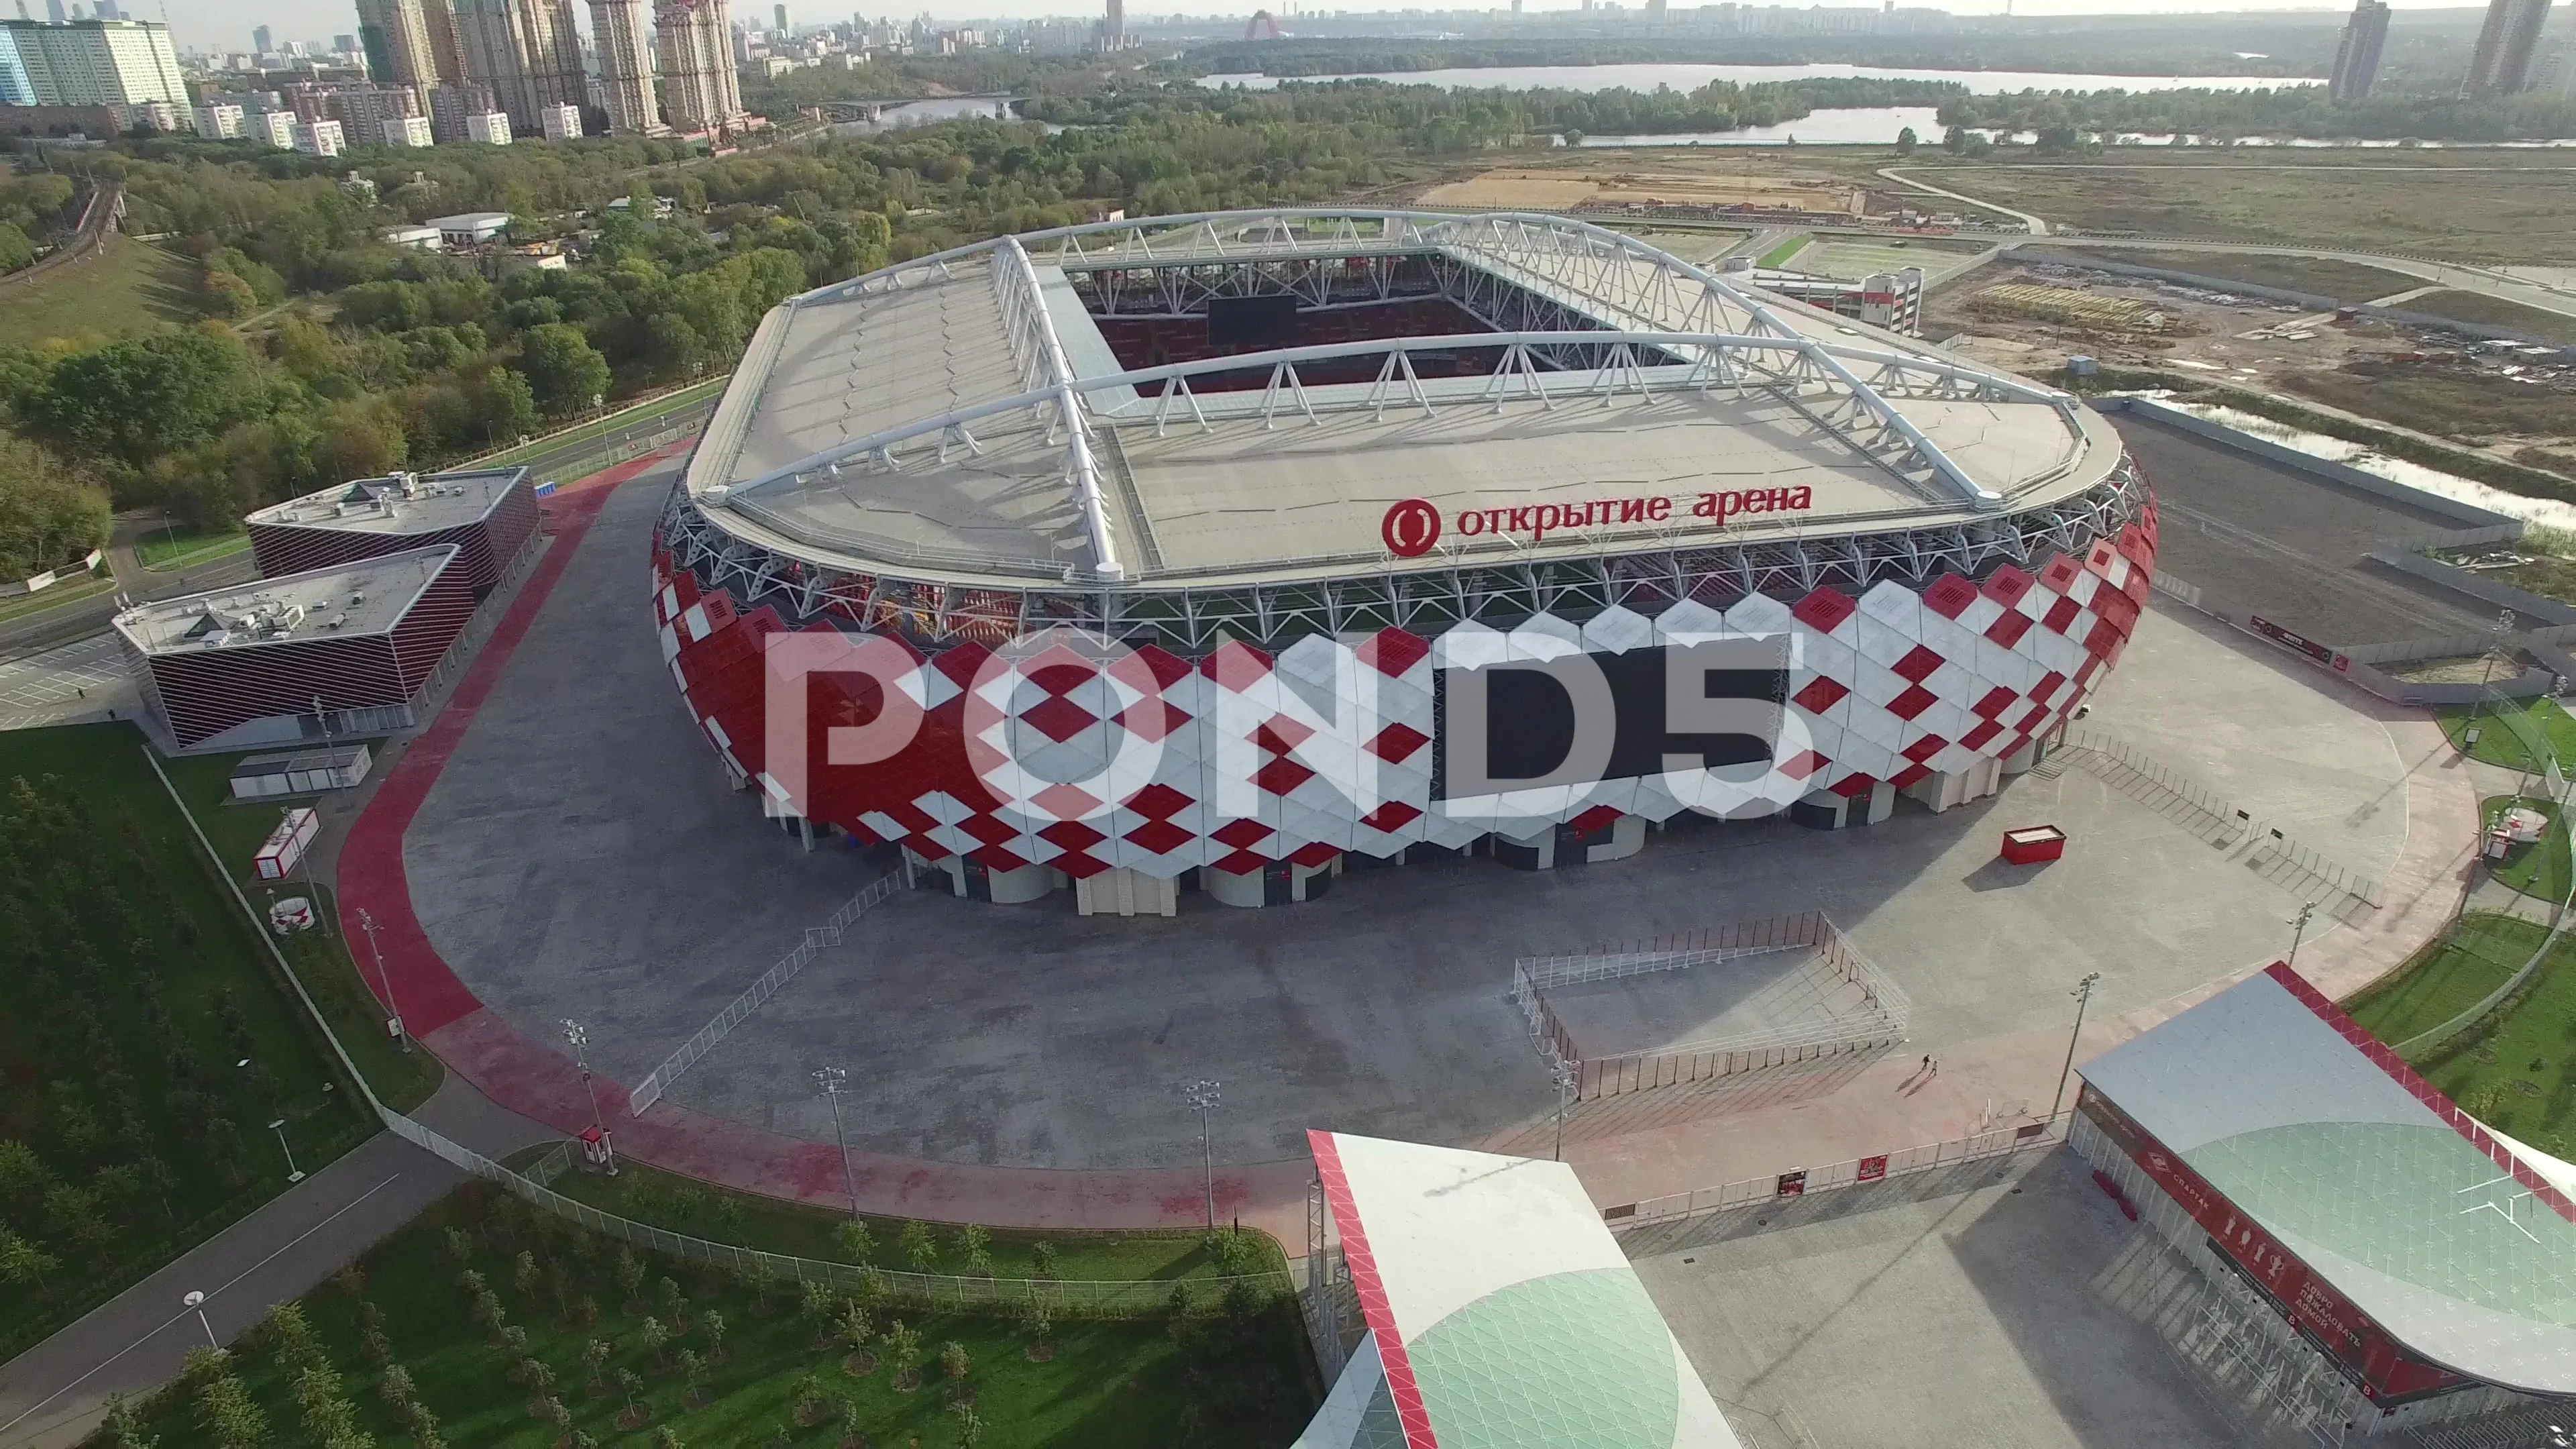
[
  {"left": 256, "top": 106, "right": 297, "bottom": 145},
  {"left": 0, "top": 19, "right": 184, "bottom": 105},
  {"left": 2465, "top": 0, "right": 2553, "bottom": 95},
  {"left": 655, "top": 0, "right": 745, "bottom": 134},
  {"left": 772, "top": 2, "right": 789, "bottom": 30},
  {"left": 354, "top": 0, "right": 443, "bottom": 93},
  {"left": 296, "top": 117, "right": 345, "bottom": 155},
  {"left": 538, "top": 98, "right": 578, "bottom": 136},
  {"left": 252, "top": 23, "right": 272, "bottom": 52},
  {"left": 327, "top": 82, "right": 420, "bottom": 141},
  {"left": 193, "top": 101, "right": 244, "bottom": 136},
  {"left": 464, "top": 107, "right": 510, "bottom": 142},
  {"left": 426, "top": 78, "right": 492, "bottom": 139},
  {"left": 587, "top": 0, "right": 663, "bottom": 133},
  {"left": 383, "top": 111, "right": 433, "bottom": 144},
  {"left": 451, "top": 0, "right": 581, "bottom": 131},
  {"left": 1099, "top": 0, "right": 1121, "bottom": 49},
  {"left": 2328, "top": 0, "right": 2391, "bottom": 102},
  {"left": 419, "top": 0, "right": 464, "bottom": 83}
]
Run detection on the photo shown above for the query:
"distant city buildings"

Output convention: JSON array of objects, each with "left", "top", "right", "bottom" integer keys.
[
  {"left": 295, "top": 116, "right": 345, "bottom": 154},
  {"left": 353, "top": 0, "right": 445, "bottom": 95},
  {"left": 656, "top": 0, "right": 748, "bottom": 136},
  {"left": 426, "top": 78, "right": 493, "bottom": 140},
  {"left": 2464, "top": 0, "right": 2553, "bottom": 95},
  {"left": 2328, "top": 0, "right": 2390, "bottom": 103},
  {"left": 537, "top": 97, "right": 578, "bottom": 136},
  {"left": 463, "top": 106, "right": 510, "bottom": 142},
  {"left": 384, "top": 111, "right": 432, "bottom": 144},
  {"left": 587, "top": 0, "right": 663, "bottom": 133},
  {"left": 451, "top": 0, "right": 582, "bottom": 132},
  {"left": 193, "top": 100, "right": 244, "bottom": 136},
  {"left": 0, "top": 18, "right": 185, "bottom": 105}
]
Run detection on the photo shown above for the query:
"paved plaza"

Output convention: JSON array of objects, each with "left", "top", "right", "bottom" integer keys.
[
  {"left": 1627, "top": 1149, "right": 2302, "bottom": 1449},
  {"left": 402, "top": 464, "right": 2421, "bottom": 1174}
]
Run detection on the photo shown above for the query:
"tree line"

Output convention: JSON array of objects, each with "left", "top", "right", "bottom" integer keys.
[
  {"left": 1938, "top": 87, "right": 2576, "bottom": 144},
  {"left": 1144, "top": 74, "right": 1971, "bottom": 143},
  {"left": 1183, "top": 33, "right": 2330, "bottom": 80}
]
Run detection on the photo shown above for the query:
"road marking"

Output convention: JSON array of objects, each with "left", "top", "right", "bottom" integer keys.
[{"left": 0, "top": 1167, "right": 414, "bottom": 1440}]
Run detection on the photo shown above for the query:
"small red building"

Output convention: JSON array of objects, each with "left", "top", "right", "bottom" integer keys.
[
  {"left": 114, "top": 545, "right": 477, "bottom": 751},
  {"left": 245, "top": 466, "right": 539, "bottom": 598}
]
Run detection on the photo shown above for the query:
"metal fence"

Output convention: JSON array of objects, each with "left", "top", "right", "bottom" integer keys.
[
  {"left": 1603, "top": 1113, "right": 2070, "bottom": 1226},
  {"left": 1513, "top": 912, "right": 1912, "bottom": 1102},
  {"left": 628, "top": 871, "right": 902, "bottom": 1117},
  {"left": 2059, "top": 727, "right": 2386, "bottom": 910},
  {"left": 142, "top": 750, "right": 1284, "bottom": 1328}
]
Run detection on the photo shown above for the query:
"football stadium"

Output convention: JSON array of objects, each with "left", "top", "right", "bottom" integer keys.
[{"left": 653, "top": 209, "right": 2157, "bottom": 912}]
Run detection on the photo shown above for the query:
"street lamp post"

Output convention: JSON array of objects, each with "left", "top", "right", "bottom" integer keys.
[
  {"left": 2049, "top": 973, "right": 2102, "bottom": 1123},
  {"left": 356, "top": 907, "right": 407, "bottom": 1052},
  {"left": 561, "top": 1019, "right": 616, "bottom": 1175},
  {"left": 2288, "top": 901, "right": 2318, "bottom": 971},
  {"left": 1551, "top": 1058, "right": 1578, "bottom": 1162},
  {"left": 266, "top": 1118, "right": 303, "bottom": 1183},
  {"left": 813, "top": 1065, "right": 861, "bottom": 1220},
  {"left": 182, "top": 1290, "right": 216, "bottom": 1349},
  {"left": 1183, "top": 1080, "right": 1220, "bottom": 1230}
]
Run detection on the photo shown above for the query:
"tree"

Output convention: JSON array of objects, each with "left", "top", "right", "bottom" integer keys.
[
  {"left": 23, "top": 331, "right": 260, "bottom": 470},
  {"left": 957, "top": 1224, "right": 991, "bottom": 1277},
  {"left": 900, "top": 1220, "right": 938, "bottom": 1272},
  {"left": 476, "top": 366, "right": 539, "bottom": 444},
  {"left": 0, "top": 1226, "right": 57, "bottom": 1287},
  {"left": 100, "top": 1393, "right": 156, "bottom": 1449},
  {"left": 0, "top": 223, "right": 33, "bottom": 275},
  {"left": 378, "top": 1364, "right": 417, "bottom": 1411},
  {"left": 639, "top": 1315, "right": 669, "bottom": 1366},
  {"left": 951, "top": 1400, "right": 983, "bottom": 1446},
  {"left": 678, "top": 1347, "right": 706, "bottom": 1402},
  {"left": 515, "top": 323, "right": 608, "bottom": 418},
  {"left": 881, "top": 1319, "right": 922, "bottom": 1389},
  {"left": 1029, "top": 1240, "right": 1057, "bottom": 1280},
  {"left": 833, "top": 1218, "right": 874, "bottom": 1265},
  {"left": 581, "top": 1337, "right": 610, "bottom": 1389},
  {"left": 643, "top": 312, "right": 706, "bottom": 381},
  {"left": 1895, "top": 125, "right": 1919, "bottom": 155},
  {"left": 614, "top": 1248, "right": 645, "bottom": 1305},
  {"left": 699, "top": 1307, "right": 727, "bottom": 1360},
  {"left": 938, "top": 1340, "right": 971, "bottom": 1395}
]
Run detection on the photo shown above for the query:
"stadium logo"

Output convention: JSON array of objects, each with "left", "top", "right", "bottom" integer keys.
[{"left": 1381, "top": 498, "right": 1442, "bottom": 558}]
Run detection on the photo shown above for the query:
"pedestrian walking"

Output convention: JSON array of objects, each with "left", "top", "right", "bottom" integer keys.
[{"left": 1921, "top": 1054, "right": 1932, "bottom": 1074}]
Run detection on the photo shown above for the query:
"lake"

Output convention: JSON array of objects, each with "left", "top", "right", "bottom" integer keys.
[{"left": 1199, "top": 62, "right": 2312, "bottom": 95}]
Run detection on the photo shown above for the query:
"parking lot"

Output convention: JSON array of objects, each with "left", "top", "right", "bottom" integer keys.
[{"left": 0, "top": 634, "right": 134, "bottom": 731}]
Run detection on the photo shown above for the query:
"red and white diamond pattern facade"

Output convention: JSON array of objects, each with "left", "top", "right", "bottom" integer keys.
[{"left": 649, "top": 505, "right": 2155, "bottom": 880}]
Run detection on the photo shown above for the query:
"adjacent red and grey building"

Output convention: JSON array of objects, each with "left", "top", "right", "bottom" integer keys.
[
  {"left": 246, "top": 466, "right": 539, "bottom": 598},
  {"left": 655, "top": 209, "right": 2155, "bottom": 914},
  {"left": 113, "top": 545, "right": 477, "bottom": 751}
]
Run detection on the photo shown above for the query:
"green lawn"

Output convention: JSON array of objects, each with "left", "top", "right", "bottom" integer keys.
[
  {"left": 533, "top": 1157, "right": 1289, "bottom": 1291},
  {"left": 2481, "top": 795, "right": 2573, "bottom": 904},
  {"left": 0, "top": 233, "right": 199, "bottom": 347},
  {"left": 2345, "top": 911, "right": 2576, "bottom": 1155},
  {"left": 121, "top": 1185, "right": 1318, "bottom": 1448},
  {"left": 153, "top": 747, "right": 444, "bottom": 1113},
  {"left": 0, "top": 723, "right": 376, "bottom": 1358},
  {"left": 2400, "top": 289, "right": 2576, "bottom": 348},
  {"left": 1755, "top": 233, "right": 1810, "bottom": 268},
  {"left": 0, "top": 570, "right": 110, "bottom": 626},
  {"left": 135, "top": 524, "right": 252, "bottom": 572},
  {"left": 2433, "top": 696, "right": 2576, "bottom": 775}
]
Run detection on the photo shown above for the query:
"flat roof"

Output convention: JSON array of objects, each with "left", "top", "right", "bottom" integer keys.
[
  {"left": 244, "top": 467, "right": 524, "bottom": 537},
  {"left": 687, "top": 211, "right": 2119, "bottom": 590},
  {"left": 2082, "top": 964, "right": 2576, "bottom": 1395},
  {"left": 1297, "top": 1130, "right": 1739, "bottom": 1449},
  {"left": 113, "top": 545, "right": 457, "bottom": 657},
  {"left": 424, "top": 211, "right": 510, "bottom": 229}
]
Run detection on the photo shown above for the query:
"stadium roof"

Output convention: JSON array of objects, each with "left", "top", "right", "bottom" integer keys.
[
  {"left": 113, "top": 546, "right": 460, "bottom": 656},
  {"left": 2082, "top": 963, "right": 2576, "bottom": 1395},
  {"left": 1295, "top": 1130, "right": 1739, "bottom": 1449},
  {"left": 244, "top": 467, "right": 527, "bottom": 537},
  {"left": 686, "top": 209, "right": 2122, "bottom": 589}
]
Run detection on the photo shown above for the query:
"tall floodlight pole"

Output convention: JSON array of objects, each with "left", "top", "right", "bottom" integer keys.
[
  {"left": 356, "top": 907, "right": 407, "bottom": 1052},
  {"left": 1551, "top": 1058, "right": 1578, "bottom": 1162},
  {"left": 1183, "top": 1080, "right": 1220, "bottom": 1230},
  {"left": 182, "top": 1290, "right": 216, "bottom": 1348},
  {"left": 814, "top": 1065, "right": 860, "bottom": 1220},
  {"left": 561, "top": 1019, "right": 616, "bottom": 1175},
  {"left": 266, "top": 1118, "right": 303, "bottom": 1183},
  {"left": 2049, "top": 972, "right": 2102, "bottom": 1123},
  {"left": 2288, "top": 900, "right": 2318, "bottom": 971}
]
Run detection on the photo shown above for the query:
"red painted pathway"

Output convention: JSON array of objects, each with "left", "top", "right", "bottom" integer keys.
[{"left": 333, "top": 451, "right": 1313, "bottom": 1240}]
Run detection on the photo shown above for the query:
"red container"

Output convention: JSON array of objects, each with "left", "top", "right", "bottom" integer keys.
[{"left": 2000, "top": 825, "right": 2067, "bottom": 865}]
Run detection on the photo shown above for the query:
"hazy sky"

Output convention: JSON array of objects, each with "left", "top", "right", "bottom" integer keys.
[{"left": 166, "top": 0, "right": 2445, "bottom": 65}]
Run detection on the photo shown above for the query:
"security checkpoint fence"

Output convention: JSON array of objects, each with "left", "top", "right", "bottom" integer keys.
[
  {"left": 1602, "top": 1112, "right": 2070, "bottom": 1228},
  {"left": 144, "top": 751, "right": 1286, "bottom": 1329},
  {"left": 1513, "top": 912, "right": 1911, "bottom": 1101},
  {"left": 627, "top": 870, "right": 902, "bottom": 1117},
  {"left": 2057, "top": 727, "right": 2387, "bottom": 912}
]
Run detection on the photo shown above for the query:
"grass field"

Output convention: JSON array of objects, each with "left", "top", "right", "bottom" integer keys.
[
  {"left": 2432, "top": 696, "right": 2576, "bottom": 773},
  {"left": 2071, "top": 246, "right": 2423, "bottom": 303},
  {"left": 121, "top": 1185, "right": 1317, "bottom": 1448},
  {"left": 2348, "top": 912, "right": 2576, "bottom": 1155},
  {"left": 2278, "top": 364, "right": 2575, "bottom": 446},
  {"left": 0, "top": 234, "right": 198, "bottom": 347},
  {"left": 472, "top": 375, "right": 730, "bottom": 471},
  {"left": 2481, "top": 795, "right": 2571, "bottom": 904},
  {"left": 2398, "top": 289, "right": 2576, "bottom": 347},
  {"left": 153, "top": 745, "right": 445, "bottom": 1112},
  {"left": 1756, "top": 233, "right": 1810, "bottom": 268},
  {"left": 1903, "top": 162, "right": 2576, "bottom": 263},
  {"left": 535, "top": 1158, "right": 1287, "bottom": 1290},
  {"left": 135, "top": 524, "right": 252, "bottom": 572},
  {"left": 0, "top": 723, "right": 376, "bottom": 1358}
]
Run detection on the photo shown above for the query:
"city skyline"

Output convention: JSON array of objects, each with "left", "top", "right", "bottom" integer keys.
[{"left": 159, "top": 0, "right": 2524, "bottom": 60}]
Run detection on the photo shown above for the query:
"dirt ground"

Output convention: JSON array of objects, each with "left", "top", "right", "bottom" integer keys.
[
  {"left": 1925, "top": 258, "right": 2369, "bottom": 380},
  {"left": 1417, "top": 161, "right": 1868, "bottom": 215}
]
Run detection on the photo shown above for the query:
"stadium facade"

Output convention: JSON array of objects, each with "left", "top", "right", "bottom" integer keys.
[{"left": 653, "top": 211, "right": 2156, "bottom": 912}]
